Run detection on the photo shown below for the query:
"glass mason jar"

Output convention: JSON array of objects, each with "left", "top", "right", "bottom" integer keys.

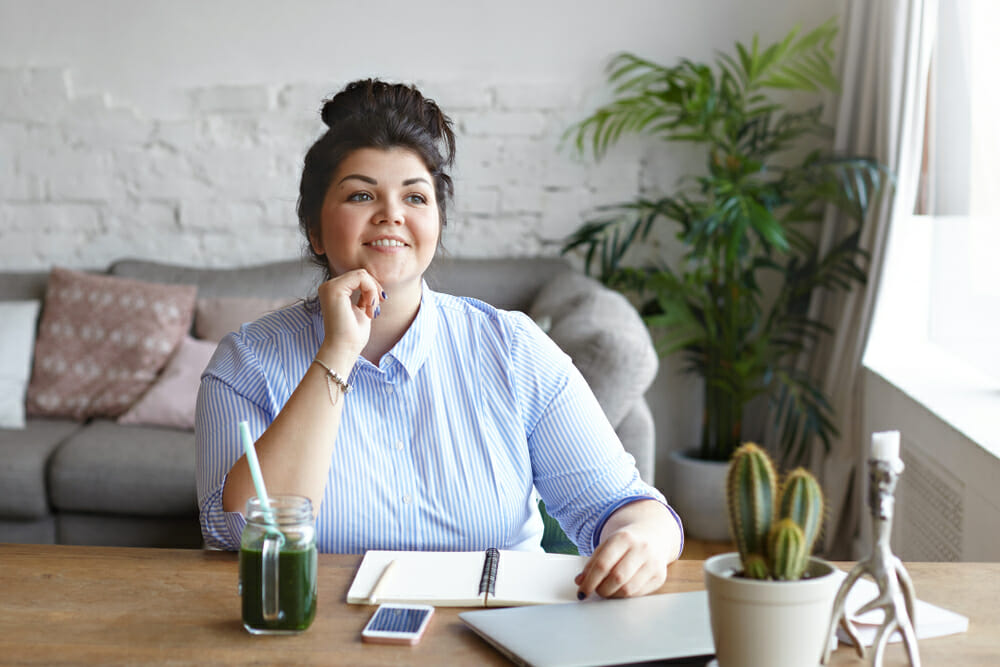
[{"left": 239, "top": 495, "right": 318, "bottom": 635}]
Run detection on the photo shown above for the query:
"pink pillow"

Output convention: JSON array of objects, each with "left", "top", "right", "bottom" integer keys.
[
  {"left": 26, "top": 267, "right": 197, "bottom": 420},
  {"left": 194, "top": 296, "right": 293, "bottom": 342},
  {"left": 118, "top": 335, "right": 217, "bottom": 430}
]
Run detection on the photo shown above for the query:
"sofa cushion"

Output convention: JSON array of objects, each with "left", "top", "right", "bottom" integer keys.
[
  {"left": 0, "top": 418, "right": 81, "bottom": 519},
  {"left": 425, "top": 257, "right": 573, "bottom": 311},
  {"left": 26, "top": 267, "right": 197, "bottom": 420},
  {"left": 118, "top": 335, "right": 218, "bottom": 430},
  {"left": 110, "top": 258, "right": 320, "bottom": 299},
  {"left": 56, "top": 513, "right": 203, "bottom": 548},
  {"left": 614, "top": 401, "right": 656, "bottom": 484},
  {"left": 0, "top": 517, "right": 57, "bottom": 544},
  {"left": 194, "top": 296, "right": 294, "bottom": 342},
  {"left": 528, "top": 270, "right": 603, "bottom": 322},
  {"left": 0, "top": 271, "right": 49, "bottom": 301},
  {"left": 48, "top": 420, "right": 197, "bottom": 517},
  {"left": 0, "top": 300, "right": 40, "bottom": 428},
  {"left": 530, "top": 271, "right": 659, "bottom": 427}
]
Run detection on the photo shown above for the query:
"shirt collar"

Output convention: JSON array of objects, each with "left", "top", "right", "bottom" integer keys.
[
  {"left": 309, "top": 282, "right": 438, "bottom": 381},
  {"left": 387, "top": 280, "right": 437, "bottom": 379}
]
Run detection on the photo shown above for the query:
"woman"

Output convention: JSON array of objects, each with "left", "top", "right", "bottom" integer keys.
[{"left": 195, "top": 79, "right": 683, "bottom": 599}]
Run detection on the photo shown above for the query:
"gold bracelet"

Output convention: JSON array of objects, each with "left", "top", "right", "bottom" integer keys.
[{"left": 312, "top": 358, "right": 352, "bottom": 406}]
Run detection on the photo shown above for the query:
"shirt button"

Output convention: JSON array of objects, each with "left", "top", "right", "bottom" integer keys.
[
  {"left": 384, "top": 385, "right": 394, "bottom": 395},
  {"left": 402, "top": 494, "right": 412, "bottom": 504},
  {"left": 395, "top": 441, "right": 404, "bottom": 451}
]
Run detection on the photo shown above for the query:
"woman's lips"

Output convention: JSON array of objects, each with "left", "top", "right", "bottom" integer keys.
[{"left": 364, "top": 238, "right": 408, "bottom": 247}]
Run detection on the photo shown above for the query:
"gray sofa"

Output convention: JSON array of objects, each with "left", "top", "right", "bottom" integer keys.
[{"left": 0, "top": 256, "right": 658, "bottom": 547}]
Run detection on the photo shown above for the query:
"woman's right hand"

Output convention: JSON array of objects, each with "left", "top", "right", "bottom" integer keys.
[
  {"left": 315, "top": 268, "right": 384, "bottom": 363},
  {"left": 221, "top": 268, "right": 382, "bottom": 516}
]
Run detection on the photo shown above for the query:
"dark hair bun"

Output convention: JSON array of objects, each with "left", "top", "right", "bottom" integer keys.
[
  {"left": 319, "top": 79, "right": 455, "bottom": 165},
  {"left": 319, "top": 80, "right": 370, "bottom": 128}
]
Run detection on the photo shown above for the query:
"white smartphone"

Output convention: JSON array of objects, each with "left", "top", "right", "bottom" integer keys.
[{"left": 361, "top": 603, "right": 435, "bottom": 646}]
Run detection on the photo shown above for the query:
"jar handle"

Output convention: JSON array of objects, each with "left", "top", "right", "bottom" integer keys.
[{"left": 261, "top": 532, "right": 284, "bottom": 621}]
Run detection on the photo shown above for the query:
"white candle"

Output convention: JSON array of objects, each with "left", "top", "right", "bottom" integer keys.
[{"left": 871, "top": 430, "right": 901, "bottom": 463}]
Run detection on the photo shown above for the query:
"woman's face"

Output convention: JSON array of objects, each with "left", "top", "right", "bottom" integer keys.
[{"left": 311, "top": 147, "right": 440, "bottom": 293}]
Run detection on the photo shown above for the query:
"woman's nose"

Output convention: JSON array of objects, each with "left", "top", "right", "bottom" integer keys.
[{"left": 375, "top": 199, "right": 404, "bottom": 224}]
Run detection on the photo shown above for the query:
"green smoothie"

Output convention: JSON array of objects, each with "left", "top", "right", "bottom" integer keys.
[{"left": 239, "top": 545, "right": 318, "bottom": 634}]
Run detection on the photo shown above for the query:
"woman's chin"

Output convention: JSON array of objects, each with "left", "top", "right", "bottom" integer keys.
[{"left": 363, "top": 265, "right": 423, "bottom": 290}]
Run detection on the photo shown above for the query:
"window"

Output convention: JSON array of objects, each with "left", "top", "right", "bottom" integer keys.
[
  {"left": 865, "top": 0, "right": 1000, "bottom": 456},
  {"left": 922, "top": 0, "right": 1000, "bottom": 379}
]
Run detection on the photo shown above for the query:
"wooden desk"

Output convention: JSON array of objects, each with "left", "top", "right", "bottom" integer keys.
[{"left": 0, "top": 543, "right": 995, "bottom": 666}]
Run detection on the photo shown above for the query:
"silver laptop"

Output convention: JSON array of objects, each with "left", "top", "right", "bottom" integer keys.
[{"left": 459, "top": 591, "right": 716, "bottom": 667}]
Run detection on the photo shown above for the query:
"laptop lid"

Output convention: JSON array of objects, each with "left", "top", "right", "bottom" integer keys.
[{"left": 459, "top": 591, "right": 716, "bottom": 667}]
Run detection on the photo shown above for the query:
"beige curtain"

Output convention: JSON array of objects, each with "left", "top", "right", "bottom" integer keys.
[{"left": 797, "top": 0, "right": 938, "bottom": 559}]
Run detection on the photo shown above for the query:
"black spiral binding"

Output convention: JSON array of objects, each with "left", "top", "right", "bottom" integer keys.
[{"left": 479, "top": 547, "right": 500, "bottom": 599}]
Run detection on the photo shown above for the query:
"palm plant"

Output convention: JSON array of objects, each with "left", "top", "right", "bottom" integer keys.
[{"left": 563, "top": 19, "right": 887, "bottom": 464}]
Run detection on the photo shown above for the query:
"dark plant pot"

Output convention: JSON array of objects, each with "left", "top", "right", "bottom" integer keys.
[{"left": 668, "top": 450, "right": 731, "bottom": 542}]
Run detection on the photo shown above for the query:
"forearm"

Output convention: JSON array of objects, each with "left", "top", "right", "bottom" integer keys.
[
  {"left": 575, "top": 498, "right": 682, "bottom": 599},
  {"left": 600, "top": 499, "right": 683, "bottom": 563},
  {"left": 221, "top": 348, "right": 355, "bottom": 515}
]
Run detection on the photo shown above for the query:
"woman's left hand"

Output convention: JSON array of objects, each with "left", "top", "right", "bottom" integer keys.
[{"left": 574, "top": 499, "right": 681, "bottom": 599}]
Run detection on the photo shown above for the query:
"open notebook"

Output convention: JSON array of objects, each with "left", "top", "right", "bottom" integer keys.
[{"left": 346, "top": 549, "right": 589, "bottom": 607}]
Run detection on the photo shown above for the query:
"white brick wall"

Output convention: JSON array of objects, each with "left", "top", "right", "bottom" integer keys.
[
  {"left": 0, "top": 67, "right": 656, "bottom": 271},
  {"left": 0, "top": 0, "right": 845, "bottom": 488},
  {"left": 190, "top": 85, "right": 274, "bottom": 114}
]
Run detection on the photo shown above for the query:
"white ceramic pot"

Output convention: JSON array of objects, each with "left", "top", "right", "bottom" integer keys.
[
  {"left": 668, "top": 450, "right": 731, "bottom": 541},
  {"left": 704, "top": 553, "right": 839, "bottom": 667}
]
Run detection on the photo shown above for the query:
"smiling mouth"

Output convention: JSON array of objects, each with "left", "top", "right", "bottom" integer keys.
[{"left": 365, "top": 239, "right": 408, "bottom": 248}]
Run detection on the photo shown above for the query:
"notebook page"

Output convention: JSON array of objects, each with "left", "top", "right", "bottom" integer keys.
[
  {"left": 489, "top": 550, "right": 589, "bottom": 606},
  {"left": 346, "top": 550, "right": 488, "bottom": 606}
]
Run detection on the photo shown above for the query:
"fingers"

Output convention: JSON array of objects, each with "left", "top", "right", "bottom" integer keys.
[
  {"left": 575, "top": 531, "right": 668, "bottom": 599},
  {"left": 322, "top": 268, "right": 385, "bottom": 320},
  {"left": 576, "top": 538, "right": 639, "bottom": 599},
  {"left": 316, "top": 269, "right": 385, "bottom": 358}
]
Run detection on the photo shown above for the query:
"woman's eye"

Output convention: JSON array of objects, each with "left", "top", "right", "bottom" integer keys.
[
  {"left": 348, "top": 192, "right": 372, "bottom": 202},
  {"left": 405, "top": 194, "right": 427, "bottom": 205}
]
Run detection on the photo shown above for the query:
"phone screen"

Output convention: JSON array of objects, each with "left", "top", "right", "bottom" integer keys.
[
  {"left": 367, "top": 605, "right": 432, "bottom": 633},
  {"left": 362, "top": 604, "right": 435, "bottom": 645}
]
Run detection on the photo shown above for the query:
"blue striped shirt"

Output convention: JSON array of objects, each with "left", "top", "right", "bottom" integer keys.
[{"left": 195, "top": 285, "right": 680, "bottom": 555}]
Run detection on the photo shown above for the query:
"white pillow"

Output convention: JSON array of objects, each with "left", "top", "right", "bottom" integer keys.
[{"left": 0, "top": 300, "right": 41, "bottom": 429}]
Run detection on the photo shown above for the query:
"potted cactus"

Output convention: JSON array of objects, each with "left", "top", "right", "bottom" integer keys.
[{"left": 704, "top": 443, "right": 840, "bottom": 667}]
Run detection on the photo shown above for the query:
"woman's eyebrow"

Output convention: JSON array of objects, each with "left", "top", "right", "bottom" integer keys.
[
  {"left": 338, "top": 174, "right": 377, "bottom": 185},
  {"left": 337, "top": 175, "right": 430, "bottom": 186}
]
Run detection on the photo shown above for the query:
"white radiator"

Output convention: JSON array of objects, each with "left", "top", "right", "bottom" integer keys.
[{"left": 895, "top": 436, "right": 964, "bottom": 562}]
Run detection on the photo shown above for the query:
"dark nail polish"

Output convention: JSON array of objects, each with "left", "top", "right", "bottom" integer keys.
[
  {"left": 374, "top": 306, "right": 381, "bottom": 318},
  {"left": 576, "top": 591, "right": 586, "bottom": 601},
  {"left": 381, "top": 290, "right": 387, "bottom": 299}
]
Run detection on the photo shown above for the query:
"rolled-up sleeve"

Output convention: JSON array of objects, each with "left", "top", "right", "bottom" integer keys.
[{"left": 194, "top": 335, "right": 276, "bottom": 550}]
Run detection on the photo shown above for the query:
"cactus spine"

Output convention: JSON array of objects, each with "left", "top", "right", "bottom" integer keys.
[{"left": 725, "top": 443, "right": 826, "bottom": 581}]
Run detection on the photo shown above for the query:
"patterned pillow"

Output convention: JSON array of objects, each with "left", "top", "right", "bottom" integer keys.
[{"left": 26, "top": 267, "right": 197, "bottom": 420}]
